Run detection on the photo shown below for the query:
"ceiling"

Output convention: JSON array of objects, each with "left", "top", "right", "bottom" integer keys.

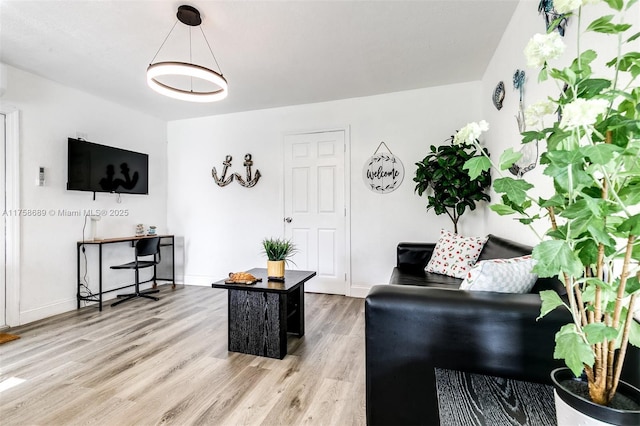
[{"left": 1, "top": 1, "right": 519, "bottom": 122}]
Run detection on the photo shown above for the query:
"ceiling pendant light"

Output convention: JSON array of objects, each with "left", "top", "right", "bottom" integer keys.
[{"left": 146, "top": 5, "right": 228, "bottom": 102}]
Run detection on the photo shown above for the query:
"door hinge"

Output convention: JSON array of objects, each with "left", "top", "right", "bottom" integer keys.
[{"left": 344, "top": 273, "right": 347, "bottom": 281}]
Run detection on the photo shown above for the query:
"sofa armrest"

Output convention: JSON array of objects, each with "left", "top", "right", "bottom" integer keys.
[
  {"left": 397, "top": 242, "right": 435, "bottom": 271},
  {"left": 365, "top": 284, "right": 568, "bottom": 425}
]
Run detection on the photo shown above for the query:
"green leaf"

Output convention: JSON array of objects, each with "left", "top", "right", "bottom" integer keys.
[
  {"left": 499, "top": 148, "right": 523, "bottom": 171},
  {"left": 490, "top": 204, "right": 517, "bottom": 216},
  {"left": 533, "top": 240, "right": 584, "bottom": 278},
  {"left": 603, "top": 0, "right": 623, "bottom": 11},
  {"left": 577, "top": 79, "right": 611, "bottom": 99},
  {"left": 625, "top": 276, "right": 640, "bottom": 296},
  {"left": 554, "top": 324, "right": 595, "bottom": 377},
  {"left": 521, "top": 131, "right": 546, "bottom": 143},
  {"left": 538, "top": 290, "right": 566, "bottom": 320},
  {"left": 462, "top": 156, "right": 491, "bottom": 180},
  {"left": 627, "top": 31, "right": 640, "bottom": 42},
  {"left": 587, "top": 15, "right": 632, "bottom": 34},
  {"left": 583, "top": 323, "right": 619, "bottom": 345},
  {"left": 629, "top": 321, "right": 640, "bottom": 348},
  {"left": 493, "top": 178, "right": 533, "bottom": 205},
  {"left": 618, "top": 214, "right": 640, "bottom": 235}
]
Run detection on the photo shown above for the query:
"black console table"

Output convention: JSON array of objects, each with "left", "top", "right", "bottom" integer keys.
[
  {"left": 212, "top": 268, "right": 316, "bottom": 359},
  {"left": 77, "top": 235, "right": 175, "bottom": 311}
]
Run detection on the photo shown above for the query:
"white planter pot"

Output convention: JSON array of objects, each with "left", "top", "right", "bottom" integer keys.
[
  {"left": 551, "top": 368, "right": 640, "bottom": 426},
  {"left": 555, "top": 389, "right": 617, "bottom": 425}
]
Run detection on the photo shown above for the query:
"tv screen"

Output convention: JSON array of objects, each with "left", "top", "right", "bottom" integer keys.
[{"left": 67, "top": 138, "right": 149, "bottom": 194}]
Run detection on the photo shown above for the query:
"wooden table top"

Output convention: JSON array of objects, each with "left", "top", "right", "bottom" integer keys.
[{"left": 212, "top": 268, "right": 316, "bottom": 293}]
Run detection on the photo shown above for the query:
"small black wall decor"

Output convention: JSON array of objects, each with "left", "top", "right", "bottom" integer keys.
[
  {"left": 211, "top": 154, "right": 261, "bottom": 188},
  {"left": 493, "top": 81, "right": 505, "bottom": 110}
]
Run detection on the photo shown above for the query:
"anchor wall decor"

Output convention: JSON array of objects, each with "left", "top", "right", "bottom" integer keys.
[
  {"left": 212, "top": 155, "right": 234, "bottom": 187},
  {"left": 211, "top": 154, "right": 261, "bottom": 188},
  {"left": 234, "top": 154, "right": 261, "bottom": 188}
]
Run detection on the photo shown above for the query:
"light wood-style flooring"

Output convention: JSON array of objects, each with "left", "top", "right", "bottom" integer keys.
[{"left": 0, "top": 285, "right": 366, "bottom": 425}]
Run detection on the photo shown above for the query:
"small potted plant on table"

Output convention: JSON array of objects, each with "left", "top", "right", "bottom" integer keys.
[{"left": 262, "top": 237, "right": 296, "bottom": 280}]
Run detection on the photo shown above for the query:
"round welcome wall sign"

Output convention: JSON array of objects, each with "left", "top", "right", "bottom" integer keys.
[{"left": 363, "top": 152, "right": 404, "bottom": 194}]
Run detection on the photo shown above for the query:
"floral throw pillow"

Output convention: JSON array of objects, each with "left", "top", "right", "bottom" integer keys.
[
  {"left": 460, "top": 255, "right": 538, "bottom": 294},
  {"left": 425, "top": 230, "right": 488, "bottom": 279}
]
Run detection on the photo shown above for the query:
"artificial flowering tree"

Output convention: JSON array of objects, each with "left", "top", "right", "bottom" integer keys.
[{"left": 456, "top": 0, "right": 640, "bottom": 408}]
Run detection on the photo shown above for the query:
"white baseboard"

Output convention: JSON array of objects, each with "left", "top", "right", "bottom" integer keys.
[
  {"left": 19, "top": 299, "right": 77, "bottom": 325},
  {"left": 183, "top": 275, "right": 217, "bottom": 286},
  {"left": 349, "top": 285, "right": 373, "bottom": 298}
]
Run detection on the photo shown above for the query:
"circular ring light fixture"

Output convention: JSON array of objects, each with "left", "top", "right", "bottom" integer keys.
[
  {"left": 147, "top": 62, "right": 228, "bottom": 102},
  {"left": 146, "top": 5, "right": 228, "bottom": 103}
]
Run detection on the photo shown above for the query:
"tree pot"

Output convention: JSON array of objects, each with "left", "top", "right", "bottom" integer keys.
[
  {"left": 551, "top": 367, "right": 640, "bottom": 426},
  {"left": 267, "top": 260, "right": 285, "bottom": 281}
]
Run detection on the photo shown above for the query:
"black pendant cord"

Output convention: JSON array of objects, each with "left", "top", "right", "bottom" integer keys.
[
  {"left": 200, "top": 26, "right": 224, "bottom": 76},
  {"left": 189, "top": 26, "right": 193, "bottom": 92},
  {"left": 149, "top": 20, "right": 179, "bottom": 64}
]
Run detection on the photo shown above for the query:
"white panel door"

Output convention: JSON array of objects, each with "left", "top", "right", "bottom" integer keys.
[
  {"left": 1, "top": 114, "right": 6, "bottom": 327},
  {"left": 284, "top": 130, "right": 347, "bottom": 295}
]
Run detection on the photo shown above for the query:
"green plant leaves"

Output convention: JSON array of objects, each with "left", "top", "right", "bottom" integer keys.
[
  {"left": 584, "top": 323, "right": 619, "bottom": 344},
  {"left": 587, "top": 15, "right": 632, "bottom": 34},
  {"left": 538, "top": 290, "right": 567, "bottom": 319},
  {"left": 498, "top": 148, "right": 523, "bottom": 171},
  {"left": 533, "top": 240, "right": 583, "bottom": 278},
  {"left": 463, "top": 156, "right": 491, "bottom": 180},
  {"left": 554, "top": 324, "right": 595, "bottom": 377},
  {"left": 415, "top": 139, "right": 491, "bottom": 229},
  {"left": 493, "top": 178, "right": 533, "bottom": 205}
]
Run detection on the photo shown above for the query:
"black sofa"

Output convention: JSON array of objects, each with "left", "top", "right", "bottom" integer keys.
[{"left": 365, "top": 234, "right": 640, "bottom": 425}]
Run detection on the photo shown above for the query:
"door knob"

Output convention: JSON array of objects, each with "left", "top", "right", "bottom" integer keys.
[{"left": 284, "top": 217, "right": 293, "bottom": 223}]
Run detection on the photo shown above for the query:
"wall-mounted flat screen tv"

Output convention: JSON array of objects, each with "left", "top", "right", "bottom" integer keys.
[{"left": 67, "top": 138, "right": 149, "bottom": 195}]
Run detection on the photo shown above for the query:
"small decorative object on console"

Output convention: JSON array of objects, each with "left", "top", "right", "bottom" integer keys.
[
  {"left": 135, "top": 224, "right": 145, "bottom": 237},
  {"left": 225, "top": 272, "right": 262, "bottom": 285},
  {"left": 147, "top": 225, "right": 157, "bottom": 236}
]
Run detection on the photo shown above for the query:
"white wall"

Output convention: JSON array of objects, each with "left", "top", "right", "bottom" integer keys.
[
  {"left": 0, "top": 65, "right": 168, "bottom": 324},
  {"left": 167, "top": 82, "right": 484, "bottom": 296},
  {"left": 481, "top": 0, "right": 639, "bottom": 245}
]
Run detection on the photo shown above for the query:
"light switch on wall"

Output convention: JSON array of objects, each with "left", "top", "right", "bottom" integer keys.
[{"left": 37, "top": 166, "right": 45, "bottom": 186}]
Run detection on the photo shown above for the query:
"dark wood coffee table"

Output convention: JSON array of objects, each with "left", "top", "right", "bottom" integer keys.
[{"left": 212, "top": 268, "right": 316, "bottom": 359}]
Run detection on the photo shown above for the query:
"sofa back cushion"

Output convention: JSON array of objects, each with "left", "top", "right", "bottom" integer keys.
[
  {"left": 479, "top": 234, "right": 566, "bottom": 295},
  {"left": 478, "top": 234, "right": 532, "bottom": 261}
]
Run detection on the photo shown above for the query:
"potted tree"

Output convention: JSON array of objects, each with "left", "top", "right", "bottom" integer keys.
[
  {"left": 262, "top": 237, "right": 296, "bottom": 280},
  {"left": 456, "top": 0, "right": 640, "bottom": 423},
  {"left": 414, "top": 137, "right": 491, "bottom": 234}
]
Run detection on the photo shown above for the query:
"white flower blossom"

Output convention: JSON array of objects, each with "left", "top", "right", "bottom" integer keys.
[
  {"left": 555, "top": 0, "right": 601, "bottom": 14},
  {"left": 559, "top": 98, "right": 609, "bottom": 130},
  {"left": 554, "top": 0, "right": 582, "bottom": 14},
  {"left": 525, "top": 100, "right": 556, "bottom": 128},
  {"left": 524, "top": 32, "right": 566, "bottom": 68},
  {"left": 453, "top": 120, "right": 489, "bottom": 145}
]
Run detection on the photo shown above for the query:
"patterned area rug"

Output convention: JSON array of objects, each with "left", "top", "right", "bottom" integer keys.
[
  {"left": 436, "top": 368, "right": 556, "bottom": 426},
  {"left": 0, "top": 333, "right": 20, "bottom": 345}
]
